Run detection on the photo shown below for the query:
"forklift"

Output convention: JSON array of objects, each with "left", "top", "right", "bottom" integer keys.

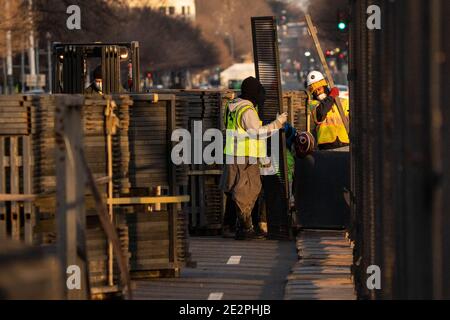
[{"left": 52, "top": 42, "right": 141, "bottom": 94}]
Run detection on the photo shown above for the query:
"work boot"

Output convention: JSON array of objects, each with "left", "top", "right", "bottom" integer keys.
[
  {"left": 234, "top": 219, "right": 245, "bottom": 240},
  {"left": 258, "top": 222, "right": 268, "bottom": 238},
  {"left": 235, "top": 227, "right": 266, "bottom": 241}
]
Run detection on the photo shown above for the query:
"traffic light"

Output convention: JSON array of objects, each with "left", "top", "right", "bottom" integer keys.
[{"left": 337, "top": 9, "right": 348, "bottom": 31}]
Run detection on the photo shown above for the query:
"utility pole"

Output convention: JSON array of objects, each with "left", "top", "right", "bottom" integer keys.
[
  {"left": 6, "top": 0, "right": 14, "bottom": 94},
  {"left": 6, "top": 33, "right": 13, "bottom": 94},
  {"left": 2, "top": 58, "right": 7, "bottom": 94},
  {"left": 28, "top": 0, "right": 36, "bottom": 90},
  {"left": 47, "top": 32, "right": 52, "bottom": 93},
  {"left": 35, "top": 38, "right": 40, "bottom": 75},
  {"left": 21, "top": 40, "right": 25, "bottom": 93}
]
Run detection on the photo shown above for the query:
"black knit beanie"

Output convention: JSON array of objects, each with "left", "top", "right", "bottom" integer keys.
[{"left": 240, "top": 76, "right": 265, "bottom": 107}]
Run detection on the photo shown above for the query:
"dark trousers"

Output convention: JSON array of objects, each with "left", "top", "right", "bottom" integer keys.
[
  {"left": 224, "top": 192, "right": 266, "bottom": 231},
  {"left": 224, "top": 193, "right": 237, "bottom": 229}
]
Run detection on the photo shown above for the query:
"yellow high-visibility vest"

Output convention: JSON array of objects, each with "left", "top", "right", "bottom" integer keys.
[
  {"left": 311, "top": 98, "right": 350, "bottom": 145},
  {"left": 224, "top": 102, "right": 267, "bottom": 158}
]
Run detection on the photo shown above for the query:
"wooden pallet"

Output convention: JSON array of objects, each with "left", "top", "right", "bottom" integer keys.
[
  {"left": 283, "top": 90, "right": 308, "bottom": 132},
  {"left": 90, "top": 285, "right": 123, "bottom": 300},
  {"left": 0, "top": 136, "right": 34, "bottom": 243}
]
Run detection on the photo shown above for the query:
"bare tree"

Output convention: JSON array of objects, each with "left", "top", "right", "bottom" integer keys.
[
  {"left": 106, "top": 6, "right": 219, "bottom": 71},
  {"left": 33, "top": 0, "right": 218, "bottom": 72},
  {"left": 0, "top": 0, "right": 32, "bottom": 58},
  {"left": 195, "top": 0, "right": 274, "bottom": 65},
  {"left": 34, "top": 0, "right": 121, "bottom": 43}
]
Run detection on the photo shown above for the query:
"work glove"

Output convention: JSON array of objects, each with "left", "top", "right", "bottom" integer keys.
[
  {"left": 329, "top": 87, "right": 340, "bottom": 99},
  {"left": 276, "top": 112, "right": 288, "bottom": 126}
]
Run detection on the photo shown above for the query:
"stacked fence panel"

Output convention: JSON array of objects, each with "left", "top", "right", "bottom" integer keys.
[
  {"left": 0, "top": 93, "right": 193, "bottom": 295},
  {"left": 125, "top": 94, "right": 190, "bottom": 276},
  {"left": 252, "top": 17, "right": 290, "bottom": 239},
  {"left": 282, "top": 91, "right": 308, "bottom": 132},
  {"left": 149, "top": 90, "right": 234, "bottom": 236},
  {"left": 349, "top": 0, "right": 450, "bottom": 299}
]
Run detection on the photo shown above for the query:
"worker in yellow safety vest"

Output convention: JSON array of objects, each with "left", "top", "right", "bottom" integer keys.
[
  {"left": 306, "top": 71, "right": 350, "bottom": 150},
  {"left": 220, "top": 76, "right": 288, "bottom": 240}
]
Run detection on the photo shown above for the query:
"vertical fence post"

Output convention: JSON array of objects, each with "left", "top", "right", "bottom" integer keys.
[
  {"left": 105, "top": 99, "right": 116, "bottom": 287},
  {"left": 429, "top": 0, "right": 450, "bottom": 300},
  {"left": 0, "top": 137, "right": 6, "bottom": 239},
  {"left": 23, "top": 136, "right": 34, "bottom": 244},
  {"left": 10, "top": 137, "right": 20, "bottom": 241},
  {"left": 167, "top": 97, "right": 178, "bottom": 267},
  {"left": 55, "top": 95, "right": 89, "bottom": 300}
]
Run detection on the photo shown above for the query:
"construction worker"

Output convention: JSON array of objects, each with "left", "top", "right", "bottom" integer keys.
[
  {"left": 220, "top": 76, "right": 288, "bottom": 240},
  {"left": 85, "top": 65, "right": 103, "bottom": 95},
  {"left": 306, "top": 71, "right": 349, "bottom": 150}
]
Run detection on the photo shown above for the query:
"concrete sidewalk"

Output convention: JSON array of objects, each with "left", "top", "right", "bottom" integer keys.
[{"left": 133, "top": 237, "right": 297, "bottom": 300}]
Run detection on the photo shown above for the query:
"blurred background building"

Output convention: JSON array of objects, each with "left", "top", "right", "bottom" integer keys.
[{"left": 126, "top": 0, "right": 196, "bottom": 21}]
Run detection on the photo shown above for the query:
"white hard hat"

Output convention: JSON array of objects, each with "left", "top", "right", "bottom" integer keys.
[{"left": 306, "top": 71, "right": 327, "bottom": 92}]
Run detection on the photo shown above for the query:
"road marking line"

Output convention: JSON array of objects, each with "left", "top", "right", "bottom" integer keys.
[
  {"left": 208, "top": 292, "right": 224, "bottom": 300},
  {"left": 227, "top": 256, "right": 241, "bottom": 265}
]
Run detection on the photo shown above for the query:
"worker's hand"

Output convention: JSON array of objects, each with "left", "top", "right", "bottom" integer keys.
[
  {"left": 277, "top": 112, "right": 288, "bottom": 126},
  {"left": 321, "top": 96, "right": 335, "bottom": 109},
  {"left": 329, "top": 87, "right": 340, "bottom": 99}
]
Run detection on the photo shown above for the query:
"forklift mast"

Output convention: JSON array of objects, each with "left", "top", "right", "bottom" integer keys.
[{"left": 52, "top": 42, "right": 141, "bottom": 94}]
